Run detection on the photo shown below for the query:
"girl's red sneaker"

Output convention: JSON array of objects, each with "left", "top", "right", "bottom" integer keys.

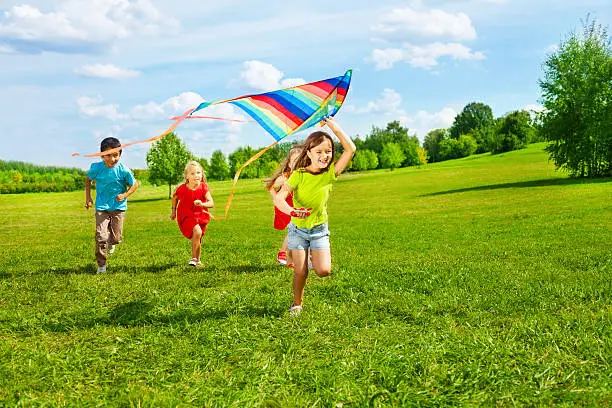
[{"left": 277, "top": 251, "right": 287, "bottom": 265}]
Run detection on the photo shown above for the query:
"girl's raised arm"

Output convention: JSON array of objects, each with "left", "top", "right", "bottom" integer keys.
[{"left": 325, "top": 117, "right": 356, "bottom": 176}]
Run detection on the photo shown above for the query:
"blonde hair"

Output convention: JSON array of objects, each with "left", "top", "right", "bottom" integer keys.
[
  {"left": 264, "top": 146, "right": 302, "bottom": 190},
  {"left": 183, "top": 160, "right": 206, "bottom": 182}
]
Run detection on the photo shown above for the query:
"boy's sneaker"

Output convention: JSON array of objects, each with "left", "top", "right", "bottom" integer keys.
[
  {"left": 277, "top": 251, "right": 287, "bottom": 265},
  {"left": 96, "top": 265, "right": 107, "bottom": 274},
  {"left": 108, "top": 245, "right": 116, "bottom": 254},
  {"left": 188, "top": 258, "right": 201, "bottom": 267},
  {"left": 289, "top": 304, "right": 302, "bottom": 316}
]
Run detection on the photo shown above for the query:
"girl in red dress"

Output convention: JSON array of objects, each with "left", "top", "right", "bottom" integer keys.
[
  {"left": 170, "top": 161, "right": 214, "bottom": 266},
  {"left": 265, "top": 146, "right": 302, "bottom": 268}
]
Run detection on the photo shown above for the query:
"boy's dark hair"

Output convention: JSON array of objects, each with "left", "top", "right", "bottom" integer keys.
[{"left": 100, "top": 137, "right": 122, "bottom": 153}]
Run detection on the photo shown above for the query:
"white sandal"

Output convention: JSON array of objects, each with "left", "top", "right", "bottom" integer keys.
[
  {"left": 289, "top": 304, "right": 302, "bottom": 315},
  {"left": 188, "top": 258, "right": 201, "bottom": 267}
]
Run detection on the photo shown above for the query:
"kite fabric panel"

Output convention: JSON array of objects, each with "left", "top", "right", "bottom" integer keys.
[{"left": 190, "top": 69, "right": 352, "bottom": 141}]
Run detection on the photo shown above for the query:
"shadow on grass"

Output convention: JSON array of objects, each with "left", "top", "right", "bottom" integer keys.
[
  {"left": 130, "top": 197, "right": 169, "bottom": 203},
  {"left": 39, "top": 299, "right": 285, "bottom": 332},
  {"left": 222, "top": 264, "right": 268, "bottom": 274},
  {"left": 39, "top": 263, "right": 177, "bottom": 275},
  {"left": 421, "top": 177, "right": 612, "bottom": 197}
]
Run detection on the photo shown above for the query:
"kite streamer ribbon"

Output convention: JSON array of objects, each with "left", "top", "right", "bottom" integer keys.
[
  {"left": 72, "top": 110, "right": 253, "bottom": 158},
  {"left": 72, "top": 108, "right": 195, "bottom": 158}
]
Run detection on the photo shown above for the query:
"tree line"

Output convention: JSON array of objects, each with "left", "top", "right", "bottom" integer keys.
[
  {"left": 0, "top": 160, "right": 86, "bottom": 194},
  {"left": 423, "top": 104, "right": 541, "bottom": 164}
]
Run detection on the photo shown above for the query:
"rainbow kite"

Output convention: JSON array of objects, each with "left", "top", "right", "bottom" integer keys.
[
  {"left": 190, "top": 69, "right": 352, "bottom": 141},
  {"left": 73, "top": 69, "right": 352, "bottom": 218}
]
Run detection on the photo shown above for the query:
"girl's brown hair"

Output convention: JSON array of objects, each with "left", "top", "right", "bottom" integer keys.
[
  {"left": 264, "top": 146, "right": 302, "bottom": 191},
  {"left": 293, "top": 131, "right": 335, "bottom": 171}
]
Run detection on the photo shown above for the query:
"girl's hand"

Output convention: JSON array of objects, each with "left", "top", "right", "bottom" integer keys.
[
  {"left": 290, "top": 207, "right": 312, "bottom": 218},
  {"left": 170, "top": 209, "right": 176, "bottom": 220},
  {"left": 193, "top": 200, "right": 203, "bottom": 207},
  {"left": 85, "top": 200, "right": 93, "bottom": 210},
  {"left": 116, "top": 193, "right": 127, "bottom": 201},
  {"left": 323, "top": 116, "right": 340, "bottom": 131}
]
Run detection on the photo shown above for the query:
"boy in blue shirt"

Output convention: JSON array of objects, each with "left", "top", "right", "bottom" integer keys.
[{"left": 85, "top": 137, "right": 138, "bottom": 273}]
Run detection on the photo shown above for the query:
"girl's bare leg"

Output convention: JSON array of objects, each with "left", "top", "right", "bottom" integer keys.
[
  {"left": 290, "top": 249, "right": 309, "bottom": 306},
  {"left": 281, "top": 234, "right": 293, "bottom": 265},
  {"left": 191, "top": 225, "right": 203, "bottom": 260},
  {"left": 310, "top": 249, "right": 331, "bottom": 277}
]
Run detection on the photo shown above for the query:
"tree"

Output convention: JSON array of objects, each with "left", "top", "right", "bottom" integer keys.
[
  {"left": 449, "top": 102, "right": 495, "bottom": 152},
  {"left": 195, "top": 157, "right": 209, "bottom": 175},
  {"left": 351, "top": 149, "right": 379, "bottom": 171},
  {"left": 417, "top": 146, "right": 427, "bottom": 165},
  {"left": 229, "top": 146, "right": 261, "bottom": 179},
  {"left": 490, "top": 110, "right": 533, "bottom": 154},
  {"left": 146, "top": 132, "right": 192, "bottom": 198},
  {"left": 380, "top": 143, "right": 405, "bottom": 170},
  {"left": 364, "top": 150, "right": 379, "bottom": 169},
  {"left": 351, "top": 150, "right": 370, "bottom": 172},
  {"left": 438, "top": 136, "right": 476, "bottom": 161},
  {"left": 208, "top": 150, "right": 230, "bottom": 180},
  {"left": 423, "top": 128, "right": 447, "bottom": 163},
  {"left": 457, "top": 135, "right": 478, "bottom": 157},
  {"left": 539, "top": 18, "right": 612, "bottom": 177}
]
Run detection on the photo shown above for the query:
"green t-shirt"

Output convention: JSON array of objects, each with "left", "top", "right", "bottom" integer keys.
[{"left": 286, "top": 163, "right": 337, "bottom": 229}]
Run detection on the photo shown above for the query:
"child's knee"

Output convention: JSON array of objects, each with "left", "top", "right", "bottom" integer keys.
[
  {"left": 315, "top": 267, "right": 331, "bottom": 277},
  {"left": 293, "top": 266, "right": 308, "bottom": 278},
  {"left": 192, "top": 226, "right": 203, "bottom": 239}
]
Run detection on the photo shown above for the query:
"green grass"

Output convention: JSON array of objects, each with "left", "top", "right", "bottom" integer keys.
[{"left": 0, "top": 143, "right": 610, "bottom": 406}]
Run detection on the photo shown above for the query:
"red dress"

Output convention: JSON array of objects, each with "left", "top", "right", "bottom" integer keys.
[
  {"left": 273, "top": 170, "right": 293, "bottom": 230},
  {"left": 174, "top": 182, "right": 210, "bottom": 239},
  {"left": 274, "top": 194, "right": 293, "bottom": 230}
]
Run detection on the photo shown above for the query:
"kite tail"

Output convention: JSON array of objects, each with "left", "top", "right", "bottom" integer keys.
[
  {"left": 72, "top": 108, "right": 195, "bottom": 158},
  {"left": 208, "top": 139, "right": 279, "bottom": 220}
]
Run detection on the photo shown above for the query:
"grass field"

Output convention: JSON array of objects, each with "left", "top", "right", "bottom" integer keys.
[{"left": 0, "top": 143, "right": 610, "bottom": 406}]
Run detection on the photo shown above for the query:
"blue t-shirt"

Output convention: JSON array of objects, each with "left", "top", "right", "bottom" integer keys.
[{"left": 87, "top": 161, "right": 136, "bottom": 211}]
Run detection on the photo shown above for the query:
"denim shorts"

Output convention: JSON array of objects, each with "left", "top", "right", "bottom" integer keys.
[{"left": 287, "top": 222, "right": 330, "bottom": 251}]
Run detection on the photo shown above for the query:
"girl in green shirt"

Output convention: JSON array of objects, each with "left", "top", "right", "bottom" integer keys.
[{"left": 273, "top": 117, "right": 356, "bottom": 315}]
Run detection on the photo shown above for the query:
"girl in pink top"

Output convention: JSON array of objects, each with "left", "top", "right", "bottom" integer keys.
[{"left": 170, "top": 161, "right": 214, "bottom": 267}]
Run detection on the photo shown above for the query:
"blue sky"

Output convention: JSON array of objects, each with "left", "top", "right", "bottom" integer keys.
[{"left": 0, "top": 0, "right": 610, "bottom": 169}]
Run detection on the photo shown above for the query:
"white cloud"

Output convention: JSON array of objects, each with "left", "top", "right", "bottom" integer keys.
[
  {"left": 159, "top": 92, "right": 206, "bottom": 116},
  {"left": 524, "top": 104, "right": 544, "bottom": 113},
  {"left": 238, "top": 60, "right": 305, "bottom": 91},
  {"left": 399, "top": 107, "right": 457, "bottom": 139},
  {"left": 545, "top": 44, "right": 559, "bottom": 54},
  {"left": 371, "top": 42, "right": 485, "bottom": 70},
  {"left": 75, "top": 64, "right": 141, "bottom": 79},
  {"left": 372, "top": 8, "right": 477, "bottom": 41},
  {"left": 77, "top": 96, "right": 126, "bottom": 121},
  {"left": 0, "top": 0, "right": 174, "bottom": 54},
  {"left": 78, "top": 92, "right": 248, "bottom": 128},
  {"left": 350, "top": 88, "right": 404, "bottom": 115},
  {"left": 370, "top": 48, "right": 405, "bottom": 70},
  {"left": 0, "top": 44, "right": 14, "bottom": 53}
]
